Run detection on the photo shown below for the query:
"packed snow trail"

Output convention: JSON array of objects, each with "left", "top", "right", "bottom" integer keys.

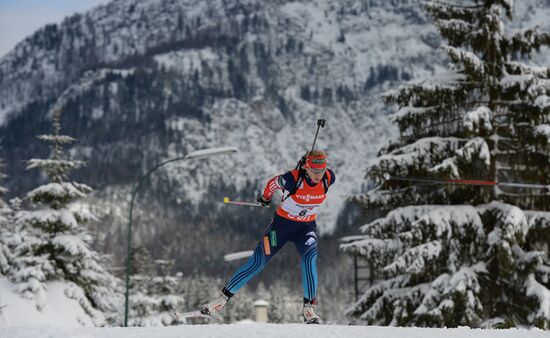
[{"left": 1, "top": 324, "right": 548, "bottom": 338}]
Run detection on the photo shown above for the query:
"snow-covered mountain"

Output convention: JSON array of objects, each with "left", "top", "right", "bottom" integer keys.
[{"left": 1, "top": 0, "right": 549, "bottom": 237}]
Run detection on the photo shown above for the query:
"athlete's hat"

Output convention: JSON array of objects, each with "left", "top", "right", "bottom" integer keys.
[{"left": 306, "top": 154, "right": 327, "bottom": 170}]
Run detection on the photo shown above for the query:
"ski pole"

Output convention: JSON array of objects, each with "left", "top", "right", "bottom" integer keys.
[
  {"left": 223, "top": 197, "right": 263, "bottom": 207},
  {"left": 383, "top": 174, "right": 550, "bottom": 190},
  {"left": 310, "top": 119, "right": 327, "bottom": 152},
  {"left": 296, "top": 119, "right": 327, "bottom": 169}
]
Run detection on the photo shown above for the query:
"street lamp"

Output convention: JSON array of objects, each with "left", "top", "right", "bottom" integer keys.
[
  {"left": 223, "top": 250, "right": 254, "bottom": 262},
  {"left": 124, "top": 146, "right": 238, "bottom": 327}
]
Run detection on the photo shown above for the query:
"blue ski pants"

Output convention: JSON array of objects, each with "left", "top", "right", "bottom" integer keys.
[{"left": 224, "top": 214, "right": 319, "bottom": 301}]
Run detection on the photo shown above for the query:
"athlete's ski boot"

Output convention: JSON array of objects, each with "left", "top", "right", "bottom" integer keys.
[
  {"left": 302, "top": 298, "right": 321, "bottom": 324},
  {"left": 200, "top": 288, "right": 232, "bottom": 316}
]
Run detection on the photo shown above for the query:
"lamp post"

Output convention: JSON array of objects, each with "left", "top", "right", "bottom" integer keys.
[{"left": 124, "top": 147, "right": 238, "bottom": 327}]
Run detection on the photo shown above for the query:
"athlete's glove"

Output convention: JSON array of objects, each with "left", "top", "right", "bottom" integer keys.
[{"left": 257, "top": 196, "right": 271, "bottom": 208}]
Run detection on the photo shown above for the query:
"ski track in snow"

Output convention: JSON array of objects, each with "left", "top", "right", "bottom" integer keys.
[{"left": 1, "top": 324, "right": 548, "bottom": 338}]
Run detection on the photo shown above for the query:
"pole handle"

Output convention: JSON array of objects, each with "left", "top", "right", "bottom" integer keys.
[{"left": 223, "top": 197, "right": 263, "bottom": 207}]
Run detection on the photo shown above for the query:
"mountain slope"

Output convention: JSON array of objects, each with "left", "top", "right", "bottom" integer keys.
[{"left": 0, "top": 0, "right": 548, "bottom": 238}]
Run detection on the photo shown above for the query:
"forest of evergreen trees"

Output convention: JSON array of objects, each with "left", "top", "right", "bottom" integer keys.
[{"left": 342, "top": 0, "right": 550, "bottom": 329}]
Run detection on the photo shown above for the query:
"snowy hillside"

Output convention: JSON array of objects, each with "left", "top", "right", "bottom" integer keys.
[
  {"left": 1, "top": 324, "right": 549, "bottom": 338},
  {"left": 1, "top": 0, "right": 549, "bottom": 237},
  {"left": 0, "top": 0, "right": 425, "bottom": 234}
]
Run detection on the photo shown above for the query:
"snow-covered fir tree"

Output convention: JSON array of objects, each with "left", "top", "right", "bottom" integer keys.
[
  {"left": 127, "top": 246, "right": 184, "bottom": 326},
  {"left": 127, "top": 246, "right": 156, "bottom": 325},
  {"left": 260, "top": 280, "right": 303, "bottom": 324},
  {"left": 0, "top": 157, "right": 7, "bottom": 202},
  {"left": 342, "top": 0, "right": 550, "bottom": 329},
  {"left": 0, "top": 156, "right": 14, "bottom": 276},
  {"left": 10, "top": 108, "right": 121, "bottom": 325}
]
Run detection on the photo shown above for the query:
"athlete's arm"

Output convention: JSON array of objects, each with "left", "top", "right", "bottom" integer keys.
[{"left": 261, "top": 171, "right": 296, "bottom": 201}]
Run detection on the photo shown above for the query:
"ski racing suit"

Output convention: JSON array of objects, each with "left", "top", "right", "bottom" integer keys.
[{"left": 221, "top": 168, "right": 335, "bottom": 302}]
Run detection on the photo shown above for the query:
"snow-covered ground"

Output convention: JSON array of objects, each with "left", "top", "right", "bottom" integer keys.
[
  {"left": 0, "top": 276, "right": 95, "bottom": 327},
  {"left": 1, "top": 324, "right": 549, "bottom": 338},
  {"left": 3, "top": 276, "right": 548, "bottom": 338}
]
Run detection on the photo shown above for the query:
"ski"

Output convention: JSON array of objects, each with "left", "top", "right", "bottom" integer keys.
[{"left": 173, "top": 310, "right": 221, "bottom": 322}]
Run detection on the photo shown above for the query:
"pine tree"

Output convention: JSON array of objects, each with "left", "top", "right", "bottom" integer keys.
[
  {"left": 0, "top": 156, "right": 14, "bottom": 276},
  {"left": 127, "top": 246, "right": 156, "bottom": 326},
  {"left": 149, "top": 259, "right": 184, "bottom": 326},
  {"left": 128, "top": 247, "right": 184, "bottom": 326},
  {"left": 0, "top": 157, "right": 7, "bottom": 201},
  {"left": 265, "top": 280, "right": 302, "bottom": 323},
  {"left": 11, "top": 108, "right": 121, "bottom": 324},
  {"left": 342, "top": 0, "right": 550, "bottom": 329}
]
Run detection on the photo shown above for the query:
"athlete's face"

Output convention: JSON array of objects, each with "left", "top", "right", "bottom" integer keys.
[{"left": 305, "top": 166, "right": 325, "bottom": 183}]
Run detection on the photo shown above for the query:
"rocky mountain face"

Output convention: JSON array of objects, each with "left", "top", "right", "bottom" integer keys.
[{"left": 0, "top": 0, "right": 548, "bottom": 253}]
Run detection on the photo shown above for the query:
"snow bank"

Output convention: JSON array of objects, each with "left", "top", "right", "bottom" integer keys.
[
  {"left": 0, "top": 276, "right": 94, "bottom": 327},
  {"left": 1, "top": 323, "right": 548, "bottom": 338}
]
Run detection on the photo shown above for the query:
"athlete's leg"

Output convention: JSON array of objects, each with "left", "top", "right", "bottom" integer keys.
[
  {"left": 223, "top": 215, "right": 290, "bottom": 295},
  {"left": 293, "top": 221, "right": 319, "bottom": 302}
]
